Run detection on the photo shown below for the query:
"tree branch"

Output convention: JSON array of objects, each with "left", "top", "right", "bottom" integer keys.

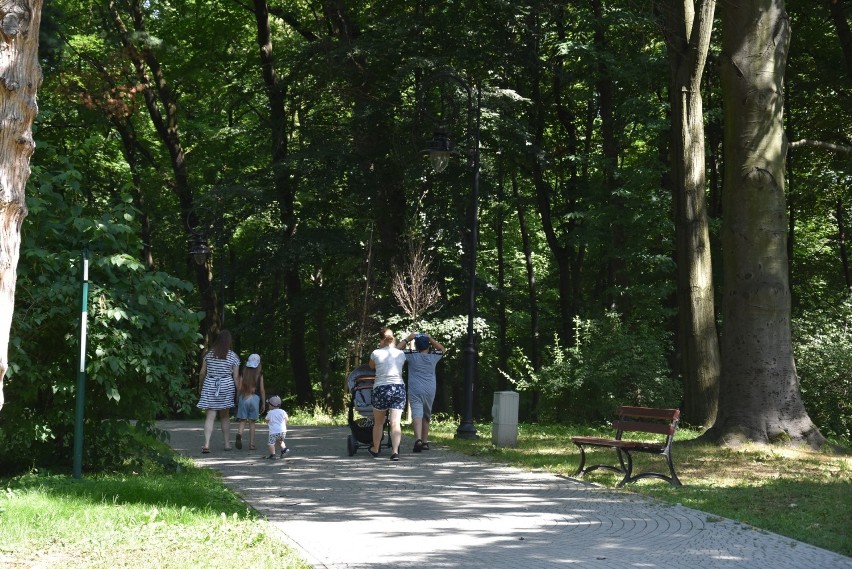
[{"left": 788, "top": 139, "right": 852, "bottom": 154}]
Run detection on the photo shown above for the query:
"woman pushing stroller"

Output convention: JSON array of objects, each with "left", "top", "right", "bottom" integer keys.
[{"left": 368, "top": 328, "right": 410, "bottom": 461}]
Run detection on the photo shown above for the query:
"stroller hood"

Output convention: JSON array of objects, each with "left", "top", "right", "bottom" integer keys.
[{"left": 348, "top": 364, "right": 377, "bottom": 416}]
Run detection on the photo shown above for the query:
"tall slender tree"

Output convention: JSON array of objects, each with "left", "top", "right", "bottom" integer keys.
[
  {"left": 0, "top": 0, "right": 42, "bottom": 412},
  {"left": 657, "top": 0, "right": 721, "bottom": 427},
  {"left": 109, "top": 0, "right": 218, "bottom": 345},
  {"left": 250, "top": 0, "right": 313, "bottom": 405}
]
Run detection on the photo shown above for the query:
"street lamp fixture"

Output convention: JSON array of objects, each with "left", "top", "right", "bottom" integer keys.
[
  {"left": 421, "top": 71, "right": 481, "bottom": 440},
  {"left": 426, "top": 123, "right": 454, "bottom": 173},
  {"left": 189, "top": 239, "right": 212, "bottom": 266}
]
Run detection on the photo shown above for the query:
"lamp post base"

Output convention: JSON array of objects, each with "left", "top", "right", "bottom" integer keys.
[{"left": 455, "top": 420, "right": 479, "bottom": 439}]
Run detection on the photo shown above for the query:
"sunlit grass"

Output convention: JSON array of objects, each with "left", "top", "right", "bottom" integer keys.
[
  {"left": 0, "top": 459, "right": 311, "bottom": 569},
  {"left": 425, "top": 418, "right": 852, "bottom": 556},
  {"left": 288, "top": 404, "right": 347, "bottom": 426}
]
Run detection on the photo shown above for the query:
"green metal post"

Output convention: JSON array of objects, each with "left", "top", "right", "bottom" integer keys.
[{"left": 72, "top": 248, "right": 89, "bottom": 479}]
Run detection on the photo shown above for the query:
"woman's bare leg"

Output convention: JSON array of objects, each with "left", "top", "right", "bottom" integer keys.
[
  {"left": 371, "top": 409, "right": 385, "bottom": 452},
  {"left": 218, "top": 409, "right": 231, "bottom": 448},
  {"left": 203, "top": 409, "right": 216, "bottom": 449},
  {"left": 388, "top": 408, "right": 403, "bottom": 454}
]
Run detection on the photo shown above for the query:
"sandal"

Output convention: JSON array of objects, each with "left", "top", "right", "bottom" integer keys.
[
  {"left": 235, "top": 434, "right": 242, "bottom": 449},
  {"left": 201, "top": 447, "right": 210, "bottom": 454},
  {"left": 249, "top": 445, "right": 256, "bottom": 450},
  {"left": 413, "top": 439, "right": 423, "bottom": 453},
  {"left": 421, "top": 442, "right": 430, "bottom": 450}
]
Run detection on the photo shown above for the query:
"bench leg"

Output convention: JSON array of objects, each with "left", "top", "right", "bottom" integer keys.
[
  {"left": 573, "top": 445, "right": 587, "bottom": 476},
  {"left": 664, "top": 448, "right": 682, "bottom": 487},
  {"left": 574, "top": 444, "right": 629, "bottom": 480},
  {"left": 615, "top": 448, "right": 633, "bottom": 488},
  {"left": 618, "top": 449, "right": 683, "bottom": 487}
]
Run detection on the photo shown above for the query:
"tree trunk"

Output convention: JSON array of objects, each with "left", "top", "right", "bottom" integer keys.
[
  {"left": 659, "top": 0, "right": 721, "bottom": 427},
  {"left": 592, "top": 0, "right": 628, "bottom": 313},
  {"left": 837, "top": 198, "right": 851, "bottom": 292},
  {"left": 527, "top": 7, "right": 576, "bottom": 341},
  {"left": 495, "top": 168, "right": 509, "bottom": 390},
  {"left": 110, "top": 0, "right": 218, "bottom": 344},
  {"left": 828, "top": 0, "right": 852, "bottom": 80},
  {"left": 707, "top": 0, "right": 824, "bottom": 447},
  {"left": 513, "top": 172, "right": 541, "bottom": 419},
  {"left": 0, "top": 0, "right": 42, "bottom": 412},
  {"left": 113, "top": 121, "right": 154, "bottom": 270},
  {"left": 513, "top": 174, "right": 540, "bottom": 374},
  {"left": 252, "top": 0, "right": 314, "bottom": 406}
]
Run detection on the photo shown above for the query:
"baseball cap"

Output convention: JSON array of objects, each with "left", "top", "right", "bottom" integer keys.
[
  {"left": 414, "top": 334, "right": 430, "bottom": 351},
  {"left": 246, "top": 353, "right": 261, "bottom": 368},
  {"left": 268, "top": 395, "right": 282, "bottom": 407}
]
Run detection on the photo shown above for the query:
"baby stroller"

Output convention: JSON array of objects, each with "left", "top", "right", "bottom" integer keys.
[{"left": 346, "top": 364, "right": 391, "bottom": 456}]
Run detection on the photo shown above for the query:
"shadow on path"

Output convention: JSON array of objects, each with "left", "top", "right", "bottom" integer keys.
[{"left": 160, "top": 420, "right": 852, "bottom": 569}]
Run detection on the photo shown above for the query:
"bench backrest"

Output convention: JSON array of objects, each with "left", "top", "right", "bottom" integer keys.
[{"left": 613, "top": 406, "right": 680, "bottom": 440}]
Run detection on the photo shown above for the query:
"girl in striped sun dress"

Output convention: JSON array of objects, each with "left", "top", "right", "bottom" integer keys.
[{"left": 197, "top": 329, "right": 240, "bottom": 453}]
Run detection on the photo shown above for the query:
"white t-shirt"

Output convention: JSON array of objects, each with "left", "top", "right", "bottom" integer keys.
[
  {"left": 370, "top": 345, "right": 406, "bottom": 388},
  {"left": 266, "top": 408, "right": 288, "bottom": 435}
]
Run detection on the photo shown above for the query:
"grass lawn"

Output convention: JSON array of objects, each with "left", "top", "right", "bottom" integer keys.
[
  {"left": 426, "top": 419, "right": 852, "bottom": 557},
  {"left": 0, "top": 457, "right": 311, "bottom": 569}
]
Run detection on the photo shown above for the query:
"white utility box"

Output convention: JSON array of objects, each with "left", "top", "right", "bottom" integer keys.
[{"left": 491, "top": 391, "right": 519, "bottom": 447}]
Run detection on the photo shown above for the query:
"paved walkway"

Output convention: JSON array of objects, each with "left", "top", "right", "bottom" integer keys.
[{"left": 160, "top": 420, "right": 851, "bottom": 569}]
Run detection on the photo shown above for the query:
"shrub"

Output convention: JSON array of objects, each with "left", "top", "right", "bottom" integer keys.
[
  {"left": 0, "top": 152, "right": 200, "bottom": 474},
  {"left": 503, "top": 311, "right": 680, "bottom": 423},
  {"left": 793, "top": 298, "right": 852, "bottom": 439}
]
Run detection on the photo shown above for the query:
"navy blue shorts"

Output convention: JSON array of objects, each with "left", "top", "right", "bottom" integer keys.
[{"left": 371, "top": 384, "right": 406, "bottom": 411}]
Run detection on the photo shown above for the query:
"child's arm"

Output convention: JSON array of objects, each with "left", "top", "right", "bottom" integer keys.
[
  {"left": 231, "top": 362, "right": 239, "bottom": 388},
  {"left": 396, "top": 333, "right": 414, "bottom": 350}
]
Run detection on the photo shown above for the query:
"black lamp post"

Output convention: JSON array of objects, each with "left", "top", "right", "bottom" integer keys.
[{"left": 422, "top": 72, "right": 481, "bottom": 439}]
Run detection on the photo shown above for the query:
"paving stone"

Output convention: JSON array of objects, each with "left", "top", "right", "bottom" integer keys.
[{"left": 160, "top": 421, "right": 852, "bottom": 569}]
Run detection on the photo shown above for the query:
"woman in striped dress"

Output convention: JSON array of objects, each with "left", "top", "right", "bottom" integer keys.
[{"left": 197, "top": 329, "right": 240, "bottom": 453}]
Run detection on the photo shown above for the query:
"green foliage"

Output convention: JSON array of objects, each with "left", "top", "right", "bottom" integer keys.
[
  {"left": 503, "top": 311, "right": 680, "bottom": 423},
  {"left": 24, "top": 0, "right": 850, "bottom": 440},
  {"left": 0, "top": 142, "right": 201, "bottom": 474},
  {"left": 793, "top": 298, "right": 852, "bottom": 439}
]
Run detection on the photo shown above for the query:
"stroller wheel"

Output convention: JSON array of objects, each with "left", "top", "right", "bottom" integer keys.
[{"left": 347, "top": 435, "right": 357, "bottom": 456}]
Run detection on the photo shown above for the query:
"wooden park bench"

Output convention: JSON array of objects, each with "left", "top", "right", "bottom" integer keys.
[{"left": 571, "top": 406, "right": 682, "bottom": 487}]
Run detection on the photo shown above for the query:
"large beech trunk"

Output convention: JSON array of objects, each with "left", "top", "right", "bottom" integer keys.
[
  {"left": 0, "top": 1, "right": 42, "bottom": 412},
  {"left": 706, "top": 0, "right": 824, "bottom": 447}
]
